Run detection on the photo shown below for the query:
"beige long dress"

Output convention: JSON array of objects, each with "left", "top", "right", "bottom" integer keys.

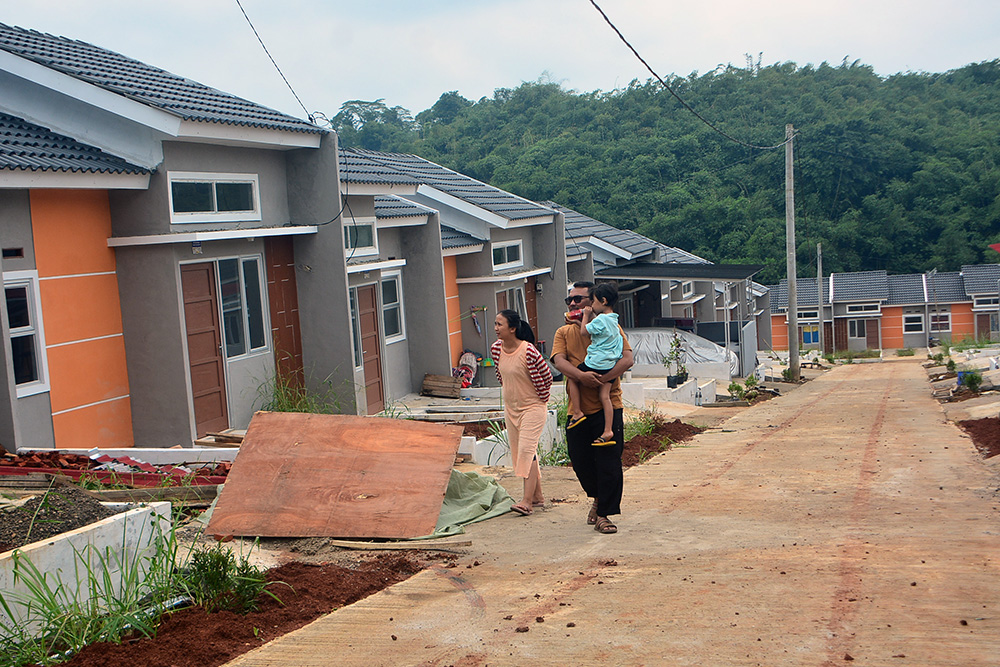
[{"left": 497, "top": 340, "right": 547, "bottom": 479}]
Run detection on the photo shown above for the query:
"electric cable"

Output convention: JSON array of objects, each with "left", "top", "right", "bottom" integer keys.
[{"left": 588, "top": 0, "right": 794, "bottom": 151}]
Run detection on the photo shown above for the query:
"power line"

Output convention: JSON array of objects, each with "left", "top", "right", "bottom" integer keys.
[
  {"left": 588, "top": 0, "right": 792, "bottom": 151},
  {"left": 234, "top": 0, "right": 314, "bottom": 123}
]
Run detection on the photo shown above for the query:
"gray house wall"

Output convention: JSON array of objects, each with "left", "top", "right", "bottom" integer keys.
[{"left": 286, "top": 134, "right": 357, "bottom": 413}]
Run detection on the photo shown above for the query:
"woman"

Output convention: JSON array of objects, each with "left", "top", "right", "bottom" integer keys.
[{"left": 490, "top": 309, "right": 553, "bottom": 516}]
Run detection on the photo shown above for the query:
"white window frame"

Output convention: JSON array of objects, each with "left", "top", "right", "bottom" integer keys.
[
  {"left": 930, "top": 311, "right": 951, "bottom": 333},
  {"left": 846, "top": 303, "right": 880, "bottom": 314},
  {"left": 492, "top": 240, "right": 524, "bottom": 271},
  {"left": 973, "top": 296, "right": 999, "bottom": 308},
  {"left": 3, "top": 270, "right": 49, "bottom": 398},
  {"left": 344, "top": 218, "right": 379, "bottom": 258},
  {"left": 496, "top": 286, "right": 527, "bottom": 320},
  {"left": 801, "top": 324, "right": 819, "bottom": 345},
  {"left": 903, "top": 313, "right": 924, "bottom": 334},
  {"left": 681, "top": 281, "right": 694, "bottom": 297},
  {"left": 380, "top": 271, "right": 406, "bottom": 344},
  {"left": 797, "top": 310, "right": 818, "bottom": 321},
  {"left": 349, "top": 287, "right": 363, "bottom": 368},
  {"left": 848, "top": 319, "right": 867, "bottom": 339},
  {"left": 168, "top": 171, "right": 261, "bottom": 224},
  {"left": 214, "top": 255, "right": 269, "bottom": 360},
  {"left": 618, "top": 297, "right": 635, "bottom": 328}
]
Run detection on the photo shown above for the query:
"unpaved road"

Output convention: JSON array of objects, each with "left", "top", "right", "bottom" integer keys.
[{"left": 227, "top": 359, "right": 1000, "bottom": 666}]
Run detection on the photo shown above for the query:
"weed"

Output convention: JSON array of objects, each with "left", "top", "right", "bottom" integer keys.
[
  {"left": 539, "top": 439, "right": 570, "bottom": 466},
  {"left": 484, "top": 421, "right": 510, "bottom": 466},
  {"left": 896, "top": 348, "right": 915, "bottom": 357},
  {"left": 951, "top": 335, "right": 995, "bottom": 352},
  {"left": 624, "top": 409, "right": 659, "bottom": 442},
  {"left": 256, "top": 368, "right": 354, "bottom": 415},
  {"left": 180, "top": 542, "right": 273, "bottom": 614},
  {"left": 946, "top": 359, "right": 956, "bottom": 372}
]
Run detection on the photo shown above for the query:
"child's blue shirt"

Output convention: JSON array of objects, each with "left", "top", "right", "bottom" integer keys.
[{"left": 584, "top": 312, "right": 623, "bottom": 370}]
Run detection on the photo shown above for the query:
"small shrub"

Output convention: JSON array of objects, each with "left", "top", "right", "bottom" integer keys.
[
  {"left": 961, "top": 370, "right": 983, "bottom": 394},
  {"left": 728, "top": 380, "right": 746, "bottom": 400},
  {"left": 744, "top": 375, "right": 758, "bottom": 389},
  {"left": 625, "top": 409, "right": 659, "bottom": 441},
  {"left": 781, "top": 368, "right": 794, "bottom": 382},
  {"left": 946, "top": 359, "right": 956, "bottom": 372},
  {"left": 897, "top": 348, "right": 915, "bottom": 357},
  {"left": 182, "top": 543, "right": 271, "bottom": 614}
]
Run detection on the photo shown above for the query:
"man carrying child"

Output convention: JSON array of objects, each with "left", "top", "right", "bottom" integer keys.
[{"left": 551, "top": 281, "right": 634, "bottom": 535}]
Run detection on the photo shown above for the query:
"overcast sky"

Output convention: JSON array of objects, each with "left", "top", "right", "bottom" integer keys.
[{"left": 3, "top": 1, "right": 999, "bottom": 123}]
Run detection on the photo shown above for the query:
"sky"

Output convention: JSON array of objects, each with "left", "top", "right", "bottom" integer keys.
[{"left": 3, "top": 0, "right": 999, "bottom": 124}]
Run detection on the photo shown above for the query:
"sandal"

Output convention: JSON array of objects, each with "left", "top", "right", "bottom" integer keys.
[
  {"left": 510, "top": 503, "right": 533, "bottom": 516},
  {"left": 592, "top": 435, "right": 616, "bottom": 446},
  {"left": 567, "top": 415, "right": 587, "bottom": 430},
  {"left": 594, "top": 517, "right": 618, "bottom": 534},
  {"left": 532, "top": 500, "right": 546, "bottom": 508},
  {"left": 587, "top": 499, "right": 598, "bottom": 525}
]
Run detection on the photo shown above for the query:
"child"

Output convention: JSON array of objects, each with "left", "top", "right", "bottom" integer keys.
[{"left": 566, "top": 283, "right": 623, "bottom": 446}]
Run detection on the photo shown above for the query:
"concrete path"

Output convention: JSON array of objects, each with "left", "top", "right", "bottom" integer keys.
[{"left": 226, "top": 359, "right": 1000, "bottom": 666}]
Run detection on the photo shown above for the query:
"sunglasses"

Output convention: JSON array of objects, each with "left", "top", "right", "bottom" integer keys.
[{"left": 564, "top": 295, "right": 587, "bottom": 305}]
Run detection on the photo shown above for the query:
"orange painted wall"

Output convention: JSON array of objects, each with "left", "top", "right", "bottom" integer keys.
[
  {"left": 771, "top": 314, "right": 788, "bottom": 350},
  {"left": 443, "top": 256, "right": 463, "bottom": 365},
  {"left": 951, "top": 303, "right": 975, "bottom": 340},
  {"left": 29, "top": 190, "right": 133, "bottom": 448},
  {"left": 881, "top": 306, "right": 905, "bottom": 349}
]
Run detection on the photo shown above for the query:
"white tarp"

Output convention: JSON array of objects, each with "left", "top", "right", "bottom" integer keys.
[{"left": 625, "top": 328, "right": 739, "bottom": 376}]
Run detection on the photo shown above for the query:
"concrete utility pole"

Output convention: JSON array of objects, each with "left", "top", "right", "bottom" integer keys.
[
  {"left": 817, "top": 243, "right": 824, "bottom": 355},
  {"left": 785, "top": 124, "right": 800, "bottom": 381}
]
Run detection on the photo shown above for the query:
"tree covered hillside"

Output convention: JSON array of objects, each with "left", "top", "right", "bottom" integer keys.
[{"left": 332, "top": 59, "right": 1000, "bottom": 284}]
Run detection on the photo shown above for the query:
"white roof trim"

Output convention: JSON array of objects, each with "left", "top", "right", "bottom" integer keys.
[
  {"left": 666, "top": 294, "right": 706, "bottom": 305},
  {"left": 456, "top": 266, "right": 551, "bottom": 284},
  {"left": 340, "top": 182, "right": 419, "bottom": 196},
  {"left": 107, "top": 225, "right": 317, "bottom": 247},
  {"left": 0, "top": 50, "right": 181, "bottom": 135},
  {"left": 176, "top": 120, "right": 322, "bottom": 149},
  {"left": 442, "top": 243, "right": 484, "bottom": 257},
  {"left": 416, "top": 184, "right": 509, "bottom": 227},
  {"left": 0, "top": 169, "right": 149, "bottom": 189},
  {"left": 376, "top": 215, "right": 429, "bottom": 229},
  {"left": 346, "top": 258, "right": 407, "bottom": 274},
  {"left": 584, "top": 236, "right": 632, "bottom": 260}
]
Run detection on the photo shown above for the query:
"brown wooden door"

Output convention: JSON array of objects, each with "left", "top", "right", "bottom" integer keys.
[
  {"left": 866, "top": 319, "right": 880, "bottom": 349},
  {"left": 525, "top": 277, "right": 538, "bottom": 337},
  {"left": 823, "top": 321, "right": 834, "bottom": 354},
  {"left": 834, "top": 319, "right": 848, "bottom": 352},
  {"left": 264, "top": 238, "right": 303, "bottom": 387},
  {"left": 181, "top": 263, "right": 229, "bottom": 437},
  {"left": 977, "top": 313, "right": 991, "bottom": 338},
  {"left": 357, "top": 284, "right": 384, "bottom": 414}
]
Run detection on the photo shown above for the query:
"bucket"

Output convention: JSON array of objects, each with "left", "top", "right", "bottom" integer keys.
[{"left": 957, "top": 370, "right": 969, "bottom": 386}]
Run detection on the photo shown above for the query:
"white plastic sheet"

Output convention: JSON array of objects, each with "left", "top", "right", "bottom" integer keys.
[{"left": 625, "top": 327, "right": 739, "bottom": 376}]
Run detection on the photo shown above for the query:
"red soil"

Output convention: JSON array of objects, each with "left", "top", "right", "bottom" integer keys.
[{"left": 957, "top": 416, "right": 1000, "bottom": 458}]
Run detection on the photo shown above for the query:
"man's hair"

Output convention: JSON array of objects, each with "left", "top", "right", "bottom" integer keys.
[
  {"left": 572, "top": 281, "right": 595, "bottom": 291},
  {"left": 590, "top": 282, "right": 619, "bottom": 308}
]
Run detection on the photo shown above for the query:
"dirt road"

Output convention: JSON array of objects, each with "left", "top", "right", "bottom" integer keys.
[{"left": 227, "top": 359, "right": 1000, "bottom": 666}]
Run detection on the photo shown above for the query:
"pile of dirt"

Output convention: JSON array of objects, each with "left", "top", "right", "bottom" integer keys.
[
  {"left": 462, "top": 420, "right": 504, "bottom": 439},
  {"left": 64, "top": 552, "right": 437, "bottom": 667},
  {"left": 622, "top": 418, "right": 704, "bottom": 469},
  {"left": 957, "top": 416, "right": 1000, "bottom": 458},
  {"left": 0, "top": 484, "right": 118, "bottom": 552}
]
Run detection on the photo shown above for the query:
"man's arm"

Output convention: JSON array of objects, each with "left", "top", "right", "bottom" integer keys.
[{"left": 598, "top": 347, "right": 633, "bottom": 384}]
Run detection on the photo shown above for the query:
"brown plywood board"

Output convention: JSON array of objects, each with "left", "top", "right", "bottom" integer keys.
[{"left": 207, "top": 412, "right": 463, "bottom": 539}]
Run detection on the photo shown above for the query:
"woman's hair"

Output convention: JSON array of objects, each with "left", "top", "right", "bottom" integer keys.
[
  {"left": 497, "top": 309, "right": 536, "bottom": 343},
  {"left": 590, "top": 282, "right": 619, "bottom": 308}
]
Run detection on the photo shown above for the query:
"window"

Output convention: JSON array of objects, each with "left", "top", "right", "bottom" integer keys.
[
  {"left": 797, "top": 310, "right": 818, "bottom": 320},
  {"left": 169, "top": 172, "right": 260, "bottom": 223},
  {"left": 801, "top": 325, "right": 819, "bottom": 345},
  {"left": 930, "top": 311, "right": 951, "bottom": 332},
  {"left": 848, "top": 319, "right": 867, "bottom": 339},
  {"left": 344, "top": 220, "right": 378, "bottom": 257},
  {"left": 681, "top": 281, "right": 694, "bottom": 297},
  {"left": 974, "top": 296, "right": 999, "bottom": 308},
  {"left": 903, "top": 314, "right": 924, "bottom": 333},
  {"left": 218, "top": 257, "right": 267, "bottom": 358},
  {"left": 496, "top": 286, "right": 527, "bottom": 319},
  {"left": 492, "top": 241, "right": 523, "bottom": 271},
  {"left": 381, "top": 272, "right": 405, "bottom": 342},
  {"left": 3, "top": 271, "right": 48, "bottom": 397},
  {"left": 847, "top": 303, "right": 880, "bottom": 313}
]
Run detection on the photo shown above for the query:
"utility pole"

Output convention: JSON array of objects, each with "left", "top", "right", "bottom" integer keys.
[
  {"left": 817, "top": 243, "right": 824, "bottom": 355},
  {"left": 785, "top": 124, "right": 799, "bottom": 381}
]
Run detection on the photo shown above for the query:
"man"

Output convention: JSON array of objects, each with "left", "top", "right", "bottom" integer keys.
[{"left": 551, "top": 281, "right": 634, "bottom": 534}]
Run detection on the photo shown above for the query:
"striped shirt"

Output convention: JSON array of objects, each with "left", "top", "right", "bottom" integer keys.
[{"left": 490, "top": 339, "right": 553, "bottom": 403}]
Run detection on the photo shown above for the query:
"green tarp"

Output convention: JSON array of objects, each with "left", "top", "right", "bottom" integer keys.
[{"left": 425, "top": 469, "right": 515, "bottom": 538}]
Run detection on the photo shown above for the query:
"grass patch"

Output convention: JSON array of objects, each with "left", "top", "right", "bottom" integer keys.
[{"left": 896, "top": 348, "right": 915, "bottom": 357}]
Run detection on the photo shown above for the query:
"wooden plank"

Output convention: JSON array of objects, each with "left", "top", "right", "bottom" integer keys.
[
  {"left": 325, "top": 538, "right": 472, "bottom": 551},
  {"left": 206, "top": 431, "right": 244, "bottom": 444},
  {"left": 84, "top": 485, "right": 221, "bottom": 503},
  {"left": 207, "top": 412, "right": 463, "bottom": 539}
]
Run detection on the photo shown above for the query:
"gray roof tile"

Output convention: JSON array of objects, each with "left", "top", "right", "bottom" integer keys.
[
  {"left": 346, "top": 149, "right": 555, "bottom": 221},
  {"left": 341, "top": 151, "right": 419, "bottom": 187},
  {"left": 769, "top": 277, "right": 828, "bottom": 312},
  {"left": 927, "top": 271, "right": 970, "bottom": 303},
  {"left": 373, "top": 195, "right": 432, "bottom": 219},
  {"left": 961, "top": 264, "right": 1000, "bottom": 295},
  {"left": 441, "top": 224, "right": 486, "bottom": 250},
  {"left": 0, "top": 23, "right": 320, "bottom": 135},
  {"left": 831, "top": 270, "right": 888, "bottom": 302},
  {"left": 0, "top": 111, "right": 148, "bottom": 174},
  {"left": 887, "top": 274, "right": 926, "bottom": 306}
]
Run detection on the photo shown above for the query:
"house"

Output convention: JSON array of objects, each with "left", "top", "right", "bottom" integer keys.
[
  {"left": 550, "top": 201, "right": 767, "bottom": 377},
  {"left": 0, "top": 23, "right": 353, "bottom": 450},
  {"left": 340, "top": 149, "right": 568, "bottom": 385},
  {"left": 767, "top": 266, "right": 996, "bottom": 352}
]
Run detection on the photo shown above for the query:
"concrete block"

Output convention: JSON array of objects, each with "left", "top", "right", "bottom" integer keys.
[{"left": 0, "top": 501, "right": 172, "bottom": 636}]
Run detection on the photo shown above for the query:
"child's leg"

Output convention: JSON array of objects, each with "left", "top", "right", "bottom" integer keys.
[
  {"left": 566, "top": 376, "right": 585, "bottom": 423},
  {"left": 598, "top": 382, "right": 614, "bottom": 440}
]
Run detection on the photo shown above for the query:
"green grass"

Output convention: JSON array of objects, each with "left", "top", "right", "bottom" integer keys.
[
  {"left": 896, "top": 348, "right": 915, "bottom": 356},
  {"left": 951, "top": 335, "right": 999, "bottom": 352},
  {"left": 624, "top": 409, "right": 658, "bottom": 442}
]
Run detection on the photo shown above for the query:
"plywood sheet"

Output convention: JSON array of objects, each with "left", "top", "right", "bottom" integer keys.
[{"left": 207, "top": 412, "right": 463, "bottom": 539}]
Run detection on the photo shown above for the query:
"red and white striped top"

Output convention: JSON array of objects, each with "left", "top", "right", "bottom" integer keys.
[{"left": 490, "top": 339, "right": 552, "bottom": 403}]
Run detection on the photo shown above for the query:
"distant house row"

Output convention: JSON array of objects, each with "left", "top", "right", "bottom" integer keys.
[
  {"left": 0, "top": 22, "right": 767, "bottom": 451},
  {"left": 768, "top": 265, "right": 1000, "bottom": 352}
]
